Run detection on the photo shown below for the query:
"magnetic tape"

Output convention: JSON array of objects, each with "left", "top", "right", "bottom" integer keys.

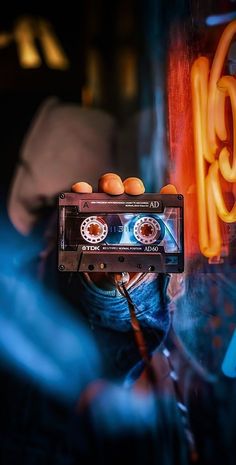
[{"left": 58, "top": 193, "right": 184, "bottom": 273}]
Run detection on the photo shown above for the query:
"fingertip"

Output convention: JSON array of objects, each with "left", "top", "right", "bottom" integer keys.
[
  {"left": 101, "top": 180, "right": 124, "bottom": 195},
  {"left": 98, "top": 173, "right": 124, "bottom": 195},
  {"left": 71, "top": 182, "right": 93, "bottom": 193},
  {"left": 159, "top": 184, "right": 178, "bottom": 194},
  {"left": 99, "top": 173, "right": 121, "bottom": 180},
  {"left": 123, "top": 177, "right": 145, "bottom": 195}
]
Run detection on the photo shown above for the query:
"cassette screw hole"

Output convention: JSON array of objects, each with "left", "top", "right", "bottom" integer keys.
[
  {"left": 148, "top": 265, "right": 155, "bottom": 271},
  {"left": 100, "top": 263, "right": 106, "bottom": 270},
  {"left": 88, "top": 264, "right": 94, "bottom": 271},
  {"left": 118, "top": 256, "right": 124, "bottom": 262},
  {"left": 59, "top": 264, "right": 65, "bottom": 271}
]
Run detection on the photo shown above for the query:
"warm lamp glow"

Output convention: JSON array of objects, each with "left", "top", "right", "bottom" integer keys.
[
  {"left": 117, "top": 48, "right": 137, "bottom": 99},
  {"left": 0, "top": 16, "right": 70, "bottom": 70},
  {"left": 14, "top": 18, "right": 42, "bottom": 68},
  {"left": 38, "top": 19, "right": 69, "bottom": 70}
]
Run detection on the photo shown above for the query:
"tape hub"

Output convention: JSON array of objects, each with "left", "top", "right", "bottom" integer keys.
[
  {"left": 88, "top": 223, "right": 102, "bottom": 236},
  {"left": 140, "top": 223, "right": 154, "bottom": 237},
  {"left": 81, "top": 216, "right": 108, "bottom": 243},
  {"left": 134, "top": 217, "right": 161, "bottom": 244}
]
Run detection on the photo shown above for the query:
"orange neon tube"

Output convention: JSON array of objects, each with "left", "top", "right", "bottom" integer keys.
[{"left": 191, "top": 20, "right": 236, "bottom": 258}]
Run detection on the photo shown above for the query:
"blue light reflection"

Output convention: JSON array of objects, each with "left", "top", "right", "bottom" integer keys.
[{"left": 0, "top": 219, "right": 102, "bottom": 403}]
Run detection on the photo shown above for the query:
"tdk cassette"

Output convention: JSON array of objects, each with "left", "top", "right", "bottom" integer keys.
[{"left": 58, "top": 193, "right": 184, "bottom": 273}]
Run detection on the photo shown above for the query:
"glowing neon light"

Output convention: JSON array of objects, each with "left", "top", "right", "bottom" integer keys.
[
  {"left": 206, "top": 12, "right": 236, "bottom": 27},
  {"left": 191, "top": 20, "right": 236, "bottom": 258},
  {"left": 0, "top": 16, "right": 70, "bottom": 70}
]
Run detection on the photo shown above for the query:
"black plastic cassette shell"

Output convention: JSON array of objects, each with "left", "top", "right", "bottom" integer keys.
[
  {"left": 59, "top": 192, "right": 183, "bottom": 212},
  {"left": 58, "top": 193, "right": 184, "bottom": 273}
]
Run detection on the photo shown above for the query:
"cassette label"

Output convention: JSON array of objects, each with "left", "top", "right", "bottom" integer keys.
[{"left": 58, "top": 193, "right": 184, "bottom": 273}]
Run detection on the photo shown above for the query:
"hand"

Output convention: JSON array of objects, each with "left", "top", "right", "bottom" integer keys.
[{"left": 71, "top": 173, "right": 177, "bottom": 289}]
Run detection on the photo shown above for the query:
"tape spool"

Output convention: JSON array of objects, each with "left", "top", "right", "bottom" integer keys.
[
  {"left": 132, "top": 215, "right": 165, "bottom": 245},
  {"left": 80, "top": 214, "right": 123, "bottom": 244},
  {"left": 80, "top": 216, "right": 108, "bottom": 243}
]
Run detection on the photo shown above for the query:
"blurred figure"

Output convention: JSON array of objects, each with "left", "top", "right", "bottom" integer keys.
[{"left": 1, "top": 97, "right": 189, "bottom": 465}]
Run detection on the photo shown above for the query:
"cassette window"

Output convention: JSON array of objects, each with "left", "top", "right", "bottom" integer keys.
[{"left": 60, "top": 208, "right": 181, "bottom": 253}]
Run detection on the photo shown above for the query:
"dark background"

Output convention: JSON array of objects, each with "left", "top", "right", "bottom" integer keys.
[
  {"left": 0, "top": 0, "right": 235, "bottom": 192},
  {"left": 0, "top": 0, "right": 188, "bottom": 195},
  {"left": 0, "top": 3, "right": 236, "bottom": 465}
]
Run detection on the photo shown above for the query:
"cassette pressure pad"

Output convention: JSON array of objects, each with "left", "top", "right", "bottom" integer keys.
[{"left": 58, "top": 193, "right": 184, "bottom": 273}]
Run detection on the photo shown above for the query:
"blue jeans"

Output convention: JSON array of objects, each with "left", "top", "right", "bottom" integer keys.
[{"left": 58, "top": 269, "right": 171, "bottom": 380}]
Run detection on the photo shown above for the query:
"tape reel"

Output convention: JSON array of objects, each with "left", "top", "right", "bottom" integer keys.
[
  {"left": 81, "top": 214, "right": 123, "bottom": 244},
  {"left": 80, "top": 216, "right": 108, "bottom": 243},
  {"left": 132, "top": 215, "right": 165, "bottom": 245}
]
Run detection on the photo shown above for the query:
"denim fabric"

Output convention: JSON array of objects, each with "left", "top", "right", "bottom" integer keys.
[
  {"left": 60, "top": 274, "right": 169, "bottom": 332},
  {"left": 59, "top": 270, "right": 171, "bottom": 379},
  {"left": 66, "top": 272, "right": 170, "bottom": 333}
]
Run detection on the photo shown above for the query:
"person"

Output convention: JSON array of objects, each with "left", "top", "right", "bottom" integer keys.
[
  {"left": 1, "top": 97, "right": 192, "bottom": 464},
  {"left": 6, "top": 97, "right": 180, "bottom": 381}
]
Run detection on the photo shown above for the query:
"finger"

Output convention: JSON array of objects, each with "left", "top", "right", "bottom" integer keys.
[
  {"left": 71, "top": 182, "right": 93, "bottom": 193},
  {"left": 98, "top": 173, "right": 124, "bottom": 195},
  {"left": 123, "top": 177, "right": 145, "bottom": 195},
  {"left": 159, "top": 184, "right": 178, "bottom": 194}
]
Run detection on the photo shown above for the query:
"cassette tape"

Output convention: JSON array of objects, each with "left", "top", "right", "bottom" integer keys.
[{"left": 58, "top": 193, "right": 184, "bottom": 273}]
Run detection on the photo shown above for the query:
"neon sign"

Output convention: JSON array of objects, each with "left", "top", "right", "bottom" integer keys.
[{"left": 191, "top": 20, "right": 236, "bottom": 258}]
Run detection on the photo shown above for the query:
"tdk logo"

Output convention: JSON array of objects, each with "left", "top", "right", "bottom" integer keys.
[
  {"left": 82, "top": 245, "right": 100, "bottom": 251},
  {"left": 150, "top": 201, "right": 160, "bottom": 208}
]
